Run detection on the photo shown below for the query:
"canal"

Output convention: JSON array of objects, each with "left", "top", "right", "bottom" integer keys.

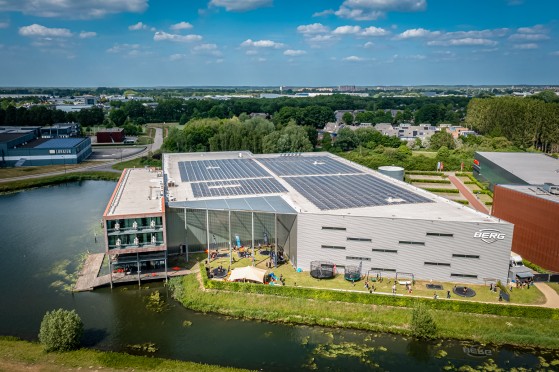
[{"left": 0, "top": 181, "right": 556, "bottom": 371}]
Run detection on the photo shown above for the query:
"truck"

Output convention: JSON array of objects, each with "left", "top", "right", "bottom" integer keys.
[{"left": 510, "top": 252, "right": 524, "bottom": 267}]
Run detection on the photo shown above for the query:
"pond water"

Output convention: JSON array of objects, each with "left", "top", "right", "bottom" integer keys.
[{"left": 0, "top": 181, "right": 556, "bottom": 371}]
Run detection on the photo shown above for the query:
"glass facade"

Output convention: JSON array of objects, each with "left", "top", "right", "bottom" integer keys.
[{"left": 106, "top": 216, "right": 164, "bottom": 250}]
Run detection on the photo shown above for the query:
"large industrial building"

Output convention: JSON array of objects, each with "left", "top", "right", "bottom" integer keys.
[
  {"left": 0, "top": 126, "right": 91, "bottom": 166},
  {"left": 475, "top": 152, "right": 559, "bottom": 272},
  {"left": 103, "top": 151, "right": 514, "bottom": 284}
]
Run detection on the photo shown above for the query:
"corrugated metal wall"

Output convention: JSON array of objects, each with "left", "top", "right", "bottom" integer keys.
[
  {"left": 296, "top": 213, "right": 513, "bottom": 284},
  {"left": 492, "top": 186, "right": 559, "bottom": 272}
]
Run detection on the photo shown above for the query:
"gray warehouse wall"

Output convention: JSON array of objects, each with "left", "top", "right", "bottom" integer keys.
[{"left": 296, "top": 214, "right": 513, "bottom": 284}]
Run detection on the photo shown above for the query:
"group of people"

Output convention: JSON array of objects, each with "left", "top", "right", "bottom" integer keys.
[{"left": 364, "top": 280, "right": 376, "bottom": 293}]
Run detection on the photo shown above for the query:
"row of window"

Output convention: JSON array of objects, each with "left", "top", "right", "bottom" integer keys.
[
  {"left": 347, "top": 256, "right": 371, "bottom": 261},
  {"left": 368, "top": 268, "right": 477, "bottom": 279},
  {"left": 320, "top": 245, "right": 479, "bottom": 260},
  {"left": 321, "top": 227, "right": 454, "bottom": 240}
]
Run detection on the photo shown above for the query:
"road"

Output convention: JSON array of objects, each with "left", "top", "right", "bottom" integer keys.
[{"left": 0, "top": 127, "right": 164, "bottom": 183}]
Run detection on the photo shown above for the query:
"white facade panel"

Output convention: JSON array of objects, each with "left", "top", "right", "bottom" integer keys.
[{"left": 296, "top": 213, "right": 513, "bottom": 284}]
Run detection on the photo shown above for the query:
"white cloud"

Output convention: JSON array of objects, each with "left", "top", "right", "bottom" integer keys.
[
  {"left": 154, "top": 31, "right": 202, "bottom": 42},
  {"left": 513, "top": 43, "right": 538, "bottom": 49},
  {"left": 509, "top": 33, "right": 549, "bottom": 41},
  {"left": 0, "top": 21, "right": 9, "bottom": 29},
  {"left": 106, "top": 43, "right": 141, "bottom": 55},
  {"left": 19, "top": 24, "right": 72, "bottom": 37},
  {"left": 428, "top": 38, "right": 498, "bottom": 47},
  {"left": 550, "top": 51, "right": 559, "bottom": 56},
  {"left": 256, "top": 57, "right": 267, "bottom": 62},
  {"left": 170, "top": 21, "right": 193, "bottom": 31},
  {"left": 0, "top": 0, "right": 148, "bottom": 19},
  {"left": 129, "top": 21, "right": 147, "bottom": 31},
  {"left": 321, "top": 0, "right": 427, "bottom": 21},
  {"left": 297, "top": 23, "right": 329, "bottom": 34},
  {"left": 360, "top": 26, "right": 389, "bottom": 36},
  {"left": 284, "top": 49, "right": 306, "bottom": 56},
  {"left": 396, "top": 28, "right": 440, "bottom": 39},
  {"left": 246, "top": 50, "right": 258, "bottom": 55},
  {"left": 343, "top": 55, "right": 364, "bottom": 62},
  {"left": 363, "top": 41, "right": 374, "bottom": 48},
  {"left": 240, "top": 39, "right": 284, "bottom": 48},
  {"left": 209, "top": 0, "right": 272, "bottom": 12},
  {"left": 79, "top": 31, "right": 97, "bottom": 39},
  {"left": 332, "top": 25, "right": 361, "bottom": 35},
  {"left": 192, "top": 43, "right": 222, "bottom": 56},
  {"left": 517, "top": 25, "right": 545, "bottom": 34},
  {"left": 169, "top": 53, "right": 187, "bottom": 61}
]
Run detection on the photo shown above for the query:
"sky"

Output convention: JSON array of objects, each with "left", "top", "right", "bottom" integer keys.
[{"left": 0, "top": 0, "right": 558, "bottom": 87}]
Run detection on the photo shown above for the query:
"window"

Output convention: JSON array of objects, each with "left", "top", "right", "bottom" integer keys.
[
  {"left": 346, "top": 256, "right": 371, "bottom": 261},
  {"left": 424, "top": 262, "right": 451, "bottom": 266},
  {"left": 451, "top": 273, "right": 478, "bottom": 279},
  {"left": 426, "top": 233, "right": 454, "bottom": 237},
  {"left": 347, "top": 237, "right": 372, "bottom": 242},
  {"left": 452, "top": 254, "right": 480, "bottom": 259},
  {"left": 371, "top": 267, "right": 396, "bottom": 272},
  {"left": 372, "top": 249, "right": 398, "bottom": 253},
  {"left": 322, "top": 226, "right": 346, "bottom": 231},
  {"left": 399, "top": 241, "right": 425, "bottom": 245},
  {"left": 321, "top": 245, "right": 346, "bottom": 250}
]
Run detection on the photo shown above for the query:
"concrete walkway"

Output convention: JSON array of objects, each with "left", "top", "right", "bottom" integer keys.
[
  {"left": 535, "top": 283, "right": 559, "bottom": 308},
  {"left": 448, "top": 174, "right": 490, "bottom": 213}
]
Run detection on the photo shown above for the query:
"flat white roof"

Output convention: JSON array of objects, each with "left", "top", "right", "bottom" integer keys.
[
  {"left": 163, "top": 151, "right": 505, "bottom": 224},
  {"left": 105, "top": 168, "right": 163, "bottom": 217}
]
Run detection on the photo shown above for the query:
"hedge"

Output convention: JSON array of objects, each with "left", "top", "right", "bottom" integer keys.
[
  {"left": 410, "top": 179, "right": 452, "bottom": 184},
  {"left": 0, "top": 171, "right": 121, "bottom": 193},
  {"left": 423, "top": 188, "right": 460, "bottom": 193},
  {"left": 200, "top": 263, "right": 559, "bottom": 320},
  {"left": 405, "top": 171, "right": 444, "bottom": 175},
  {"left": 455, "top": 200, "right": 469, "bottom": 205}
]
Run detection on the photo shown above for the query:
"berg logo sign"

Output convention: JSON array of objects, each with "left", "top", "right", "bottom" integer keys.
[{"left": 473, "top": 229, "right": 506, "bottom": 244}]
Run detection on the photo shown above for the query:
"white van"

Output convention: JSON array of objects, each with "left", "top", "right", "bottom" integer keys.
[{"left": 510, "top": 253, "right": 524, "bottom": 267}]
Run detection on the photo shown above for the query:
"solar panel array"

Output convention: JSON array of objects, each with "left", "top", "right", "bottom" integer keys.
[
  {"left": 258, "top": 156, "right": 362, "bottom": 176},
  {"left": 34, "top": 138, "right": 85, "bottom": 149},
  {"left": 283, "top": 174, "right": 433, "bottom": 210},
  {"left": 179, "top": 159, "right": 270, "bottom": 182},
  {"left": 192, "top": 178, "right": 287, "bottom": 198}
]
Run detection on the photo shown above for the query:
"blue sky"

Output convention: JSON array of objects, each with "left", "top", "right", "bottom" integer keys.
[{"left": 0, "top": 0, "right": 558, "bottom": 87}]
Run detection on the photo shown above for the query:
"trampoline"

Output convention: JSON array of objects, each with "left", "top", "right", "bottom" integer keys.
[
  {"left": 260, "top": 250, "right": 271, "bottom": 256},
  {"left": 453, "top": 286, "right": 476, "bottom": 297},
  {"left": 344, "top": 265, "right": 361, "bottom": 282},
  {"left": 211, "top": 267, "right": 228, "bottom": 279},
  {"left": 310, "top": 261, "right": 336, "bottom": 279},
  {"left": 426, "top": 284, "right": 443, "bottom": 290}
]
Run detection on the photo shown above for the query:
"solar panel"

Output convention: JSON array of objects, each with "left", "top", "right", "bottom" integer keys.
[
  {"left": 178, "top": 159, "right": 271, "bottom": 182},
  {"left": 283, "top": 174, "right": 433, "bottom": 210},
  {"left": 34, "top": 138, "right": 85, "bottom": 149},
  {"left": 192, "top": 178, "right": 287, "bottom": 198},
  {"left": 258, "top": 156, "right": 362, "bottom": 176}
]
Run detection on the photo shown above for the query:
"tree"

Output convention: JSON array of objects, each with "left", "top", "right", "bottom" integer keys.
[
  {"left": 334, "top": 127, "right": 357, "bottom": 151},
  {"left": 39, "top": 309, "right": 83, "bottom": 352},
  {"left": 410, "top": 303, "right": 437, "bottom": 339},
  {"left": 429, "top": 131, "right": 455, "bottom": 150},
  {"left": 179, "top": 113, "right": 189, "bottom": 125},
  {"left": 342, "top": 112, "right": 354, "bottom": 125},
  {"left": 321, "top": 132, "right": 332, "bottom": 151},
  {"left": 109, "top": 109, "right": 127, "bottom": 127}
]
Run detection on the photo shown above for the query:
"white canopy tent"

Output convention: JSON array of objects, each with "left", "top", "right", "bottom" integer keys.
[{"left": 228, "top": 266, "right": 267, "bottom": 283}]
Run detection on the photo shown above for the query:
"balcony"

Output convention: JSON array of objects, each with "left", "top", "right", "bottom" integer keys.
[
  {"left": 107, "top": 225, "right": 163, "bottom": 236},
  {"left": 108, "top": 240, "right": 164, "bottom": 250}
]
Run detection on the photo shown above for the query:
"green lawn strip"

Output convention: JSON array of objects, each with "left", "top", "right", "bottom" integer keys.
[
  {"left": 410, "top": 179, "right": 451, "bottom": 184},
  {"left": 0, "top": 171, "right": 121, "bottom": 193},
  {"left": 112, "top": 157, "right": 162, "bottom": 170},
  {"left": 207, "top": 254, "right": 545, "bottom": 305},
  {"left": 170, "top": 274, "right": 559, "bottom": 348},
  {"left": 0, "top": 337, "right": 249, "bottom": 372},
  {"left": 547, "top": 283, "right": 559, "bottom": 296}
]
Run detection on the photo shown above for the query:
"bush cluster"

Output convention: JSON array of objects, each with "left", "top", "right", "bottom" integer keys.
[{"left": 38, "top": 309, "right": 83, "bottom": 352}]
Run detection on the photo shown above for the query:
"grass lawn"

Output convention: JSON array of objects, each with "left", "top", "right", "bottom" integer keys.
[
  {"left": 137, "top": 136, "right": 154, "bottom": 145},
  {"left": 206, "top": 250, "right": 545, "bottom": 305},
  {"left": 465, "top": 183, "right": 482, "bottom": 192},
  {"left": 411, "top": 151, "right": 437, "bottom": 158},
  {"left": 0, "top": 161, "right": 102, "bottom": 179},
  {"left": 112, "top": 157, "right": 161, "bottom": 170},
  {"left": 170, "top": 273, "right": 559, "bottom": 348},
  {"left": 411, "top": 182, "right": 457, "bottom": 189},
  {"left": 0, "top": 337, "right": 249, "bottom": 372}
]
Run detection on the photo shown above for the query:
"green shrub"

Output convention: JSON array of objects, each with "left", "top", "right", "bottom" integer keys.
[
  {"left": 38, "top": 309, "right": 83, "bottom": 352},
  {"left": 455, "top": 200, "right": 469, "bottom": 205},
  {"left": 485, "top": 201, "right": 493, "bottom": 206},
  {"left": 523, "top": 260, "right": 551, "bottom": 274},
  {"left": 423, "top": 188, "right": 460, "bottom": 193},
  {"left": 410, "top": 179, "right": 451, "bottom": 184},
  {"left": 411, "top": 302, "right": 437, "bottom": 339},
  {"left": 405, "top": 171, "right": 444, "bottom": 175}
]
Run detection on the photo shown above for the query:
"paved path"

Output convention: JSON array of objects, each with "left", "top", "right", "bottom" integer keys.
[
  {"left": 448, "top": 174, "right": 490, "bottom": 213},
  {"left": 535, "top": 282, "right": 559, "bottom": 308}
]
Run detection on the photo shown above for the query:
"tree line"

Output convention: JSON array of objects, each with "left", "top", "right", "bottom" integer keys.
[{"left": 465, "top": 93, "right": 559, "bottom": 153}]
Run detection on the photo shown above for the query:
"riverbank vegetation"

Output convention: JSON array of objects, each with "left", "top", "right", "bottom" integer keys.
[
  {"left": 0, "top": 337, "right": 249, "bottom": 372},
  {"left": 0, "top": 171, "right": 120, "bottom": 193},
  {"left": 168, "top": 270, "right": 559, "bottom": 348}
]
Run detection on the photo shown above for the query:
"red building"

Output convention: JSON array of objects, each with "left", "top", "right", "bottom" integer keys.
[
  {"left": 96, "top": 128, "right": 124, "bottom": 143},
  {"left": 492, "top": 184, "right": 559, "bottom": 271}
]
